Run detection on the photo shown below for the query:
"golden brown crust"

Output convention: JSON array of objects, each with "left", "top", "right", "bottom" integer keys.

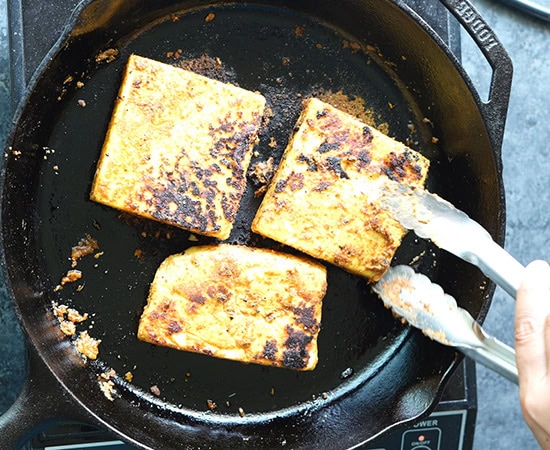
[
  {"left": 90, "top": 54, "right": 266, "bottom": 239},
  {"left": 251, "top": 98, "right": 430, "bottom": 281},
  {"left": 137, "top": 244, "right": 327, "bottom": 370}
]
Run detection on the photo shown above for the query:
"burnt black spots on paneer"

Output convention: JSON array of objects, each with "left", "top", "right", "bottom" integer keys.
[
  {"left": 282, "top": 326, "right": 313, "bottom": 370},
  {"left": 292, "top": 305, "right": 319, "bottom": 333},
  {"left": 261, "top": 340, "right": 278, "bottom": 361},
  {"left": 383, "top": 149, "right": 425, "bottom": 182}
]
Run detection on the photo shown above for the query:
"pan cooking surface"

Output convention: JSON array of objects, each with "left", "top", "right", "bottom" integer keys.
[{"left": 28, "top": 4, "right": 441, "bottom": 415}]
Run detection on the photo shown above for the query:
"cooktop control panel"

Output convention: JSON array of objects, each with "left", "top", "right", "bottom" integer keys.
[
  {"left": 33, "top": 407, "right": 473, "bottom": 450},
  {"left": 367, "top": 410, "right": 470, "bottom": 450}
]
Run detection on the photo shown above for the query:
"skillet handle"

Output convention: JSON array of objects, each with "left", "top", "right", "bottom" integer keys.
[
  {"left": 439, "top": 0, "right": 513, "bottom": 152},
  {"left": 0, "top": 344, "right": 91, "bottom": 449}
]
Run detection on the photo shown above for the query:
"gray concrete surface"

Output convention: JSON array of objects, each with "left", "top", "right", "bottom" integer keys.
[
  {"left": 0, "top": 0, "right": 548, "bottom": 449},
  {"left": 461, "top": 1, "right": 549, "bottom": 448}
]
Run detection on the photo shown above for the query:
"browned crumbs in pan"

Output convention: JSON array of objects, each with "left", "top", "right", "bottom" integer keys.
[
  {"left": 75, "top": 331, "right": 101, "bottom": 360},
  {"left": 59, "top": 320, "right": 76, "bottom": 336},
  {"left": 176, "top": 54, "right": 233, "bottom": 83},
  {"left": 59, "top": 269, "right": 82, "bottom": 286},
  {"left": 166, "top": 48, "right": 183, "bottom": 60},
  {"left": 316, "top": 89, "right": 390, "bottom": 134},
  {"left": 98, "top": 369, "right": 118, "bottom": 401},
  {"left": 294, "top": 25, "right": 305, "bottom": 37},
  {"left": 249, "top": 156, "right": 276, "bottom": 197},
  {"left": 71, "top": 234, "right": 100, "bottom": 267},
  {"left": 53, "top": 233, "right": 100, "bottom": 290},
  {"left": 342, "top": 40, "right": 362, "bottom": 52},
  {"left": 204, "top": 12, "right": 215, "bottom": 22},
  {"left": 52, "top": 302, "right": 89, "bottom": 337},
  {"left": 150, "top": 385, "right": 161, "bottom": 396},
  {"left": 207, "top": 399, "right": 217, "bottom": 411},
  {"left": 95, "top": 48, "right": 119, "bottom": 64}
]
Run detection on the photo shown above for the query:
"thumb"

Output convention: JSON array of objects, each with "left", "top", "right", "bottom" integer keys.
[{"left": 515, "top": 260, "right": 550, "bottom": 385}]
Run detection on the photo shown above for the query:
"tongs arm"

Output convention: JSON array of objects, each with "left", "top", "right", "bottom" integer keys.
[
  {"left": 463, "top": 237, "right": 525, "bottom": 299},
  {"left": 457, "top": 314, "right": 518, "bottom": 384}
]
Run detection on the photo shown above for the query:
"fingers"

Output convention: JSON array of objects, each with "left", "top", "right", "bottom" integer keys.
[{"left": 515, "top": 260, "right": 550, "bottom": 385}]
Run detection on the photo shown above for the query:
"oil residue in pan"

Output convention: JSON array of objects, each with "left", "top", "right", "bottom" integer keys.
[{"left": 37, "top": 4, "right": 436, "bottom": 415}]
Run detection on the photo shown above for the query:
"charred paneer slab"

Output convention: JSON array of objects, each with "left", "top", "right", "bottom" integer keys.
[
  {"left": 90, "top": 54, "right": 266, "bottom": 240},
  {"left": 251, "top": 98, "right": 430, "bottom": 282},
  {"left": 137, "top": 244, "right": 327, "bottom": 371}
]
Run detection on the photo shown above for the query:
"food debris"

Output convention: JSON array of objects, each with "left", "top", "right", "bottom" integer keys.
[
  {"left": 249, "top": 156, "right": 276, "bottom": 197},
  {"left": 170, "top": 13, "right": 180, "bottom": 22},
  {"left": 71, "top": 234, "right": 100, "bottom": 267},
  {"left": 98, "top": 369, "right": 118, "bottom": 401},
  {"left": 268, "top": 136, "right": 277, "bottom": 149},
  {"left": 204, "top": 12, "right": 215, "bottom": 22},
  {"left": 424, "top": 329, "right": 451, "bottom": 345},
  {"left": 340, "top": 367, "right": 354, "bottom": 379},
  {"left": 60, "top": 269, "right": 82, "bottom": 286},
  {"left": 95, "top": 48, "right": 119, "bottom": 64},
  {"left": 99, "top": 380, "right": 116, "bottom": 401},
  {"left": 342, "top": 40, "right": 362, "bottom": 52},
  {"left": 150, "top": 385, "right": 161, "bottom": 396},
  {"left": 53, "top": 303, "right": 69, "bottom": 318},
  {"left": 431, "top": 136, "right": 439, "bottom": 144},
  {"left": 124, "top": 371, "right": 134, "bottom": 382},
  {"left": 238, "top": 407, "right": 245, "bottom": 417},
  {"left": 11, "top": 148, "right": 22, "bottom": 159},
  {"left": 316, "top": 89, "right": 381, "bottom": 129},
  {"left": 176, "top": 54, "right": 231, "bottom": 82},
  {"left": 207, "top": 399, "right": 217, "bottom": 411},
  {"left": 67, "top": 308, "right": 88, "bottom": 323},
  {"left": 75, "top": 331, "right": 101, "bottom": 360},
  {"left": 134, "top": 248, "right": 145, "bottom": 260},
  {"left": 59, "top": 320, "right": 76, "bottom": 336},
  {"left": 422, "top": 117, "right": 434, "bottom": 127},
  {"left": 77, "top": 99, "right": 87, "bottom": 108},
  {"left": 53, "top": 303, "right": 88, "bottom": 337},
  {"left": 76, "top": 81, "right": 85, "bottom": 88},
  {"left": 294, "top": 25, "right": 305, "bottom": 37},
  {"left": 166, "top": 48, "right": 183, "bottom": 60}
]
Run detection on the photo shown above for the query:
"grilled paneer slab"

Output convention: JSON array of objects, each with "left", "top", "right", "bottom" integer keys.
[
  {"left": 90, "top": 54, "right": 266, "bottom": 240},
  {"left": 251, "top": 98, "right": 430, "bottom": 282},
  {"left": 137, "top": 244, "right": 327, "bottom": 370}
]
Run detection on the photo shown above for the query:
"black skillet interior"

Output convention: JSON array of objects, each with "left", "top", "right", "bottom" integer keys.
[{"left": 1, "top": 0, "right": 503, "bottom": 447}]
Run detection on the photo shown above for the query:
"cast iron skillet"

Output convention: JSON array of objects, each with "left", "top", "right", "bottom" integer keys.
[{"left": 0, "top": 0, "right": 512, "bottom": 448}]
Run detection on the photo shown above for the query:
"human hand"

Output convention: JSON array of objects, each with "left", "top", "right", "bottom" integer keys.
[{"left": 515, "top": 260, "right": 550, "bottom": 449}]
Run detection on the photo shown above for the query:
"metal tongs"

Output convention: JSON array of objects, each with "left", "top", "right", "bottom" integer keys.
[{"left": 371, "top": 181, "right": 523, "bottom": 383}]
